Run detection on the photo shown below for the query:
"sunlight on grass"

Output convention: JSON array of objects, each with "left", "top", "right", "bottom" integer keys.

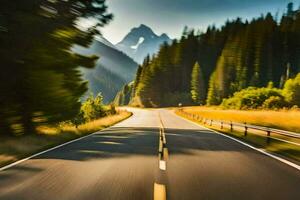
[
  {"left": 0, "top": 111, "right": 132, "bottom": 167},
  {"left": 180, "top": 106, "right": 300, "bottom": 133},
  {"left": 78, "top": 113, "right": 130, "bottom": 134},
  {"left": 177, "top": 110, "right": 300, "bottom": 162},
  {"left": 213, "top": 127, "right": 300, "bottom": 162}
]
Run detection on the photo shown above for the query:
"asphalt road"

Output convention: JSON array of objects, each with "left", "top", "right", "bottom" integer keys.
[{"left": 0, "top": 108, "right": 300, "bottom": 200}]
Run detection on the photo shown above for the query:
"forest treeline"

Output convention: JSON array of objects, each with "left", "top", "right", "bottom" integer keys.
[
  {"left": 117, "top": 3, "right": 300, "bottom": 108},
  {"left": 0, "top": 0, "right": 112, "bottom": 136}
]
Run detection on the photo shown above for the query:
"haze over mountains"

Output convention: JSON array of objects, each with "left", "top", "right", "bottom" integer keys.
[
  {"left": 116, "top": 24, "right": 172, "bottom": 63},
  {"left": 74, "top": 38, "right": 138, "bottom": 103},
  {"left": 74, "top": 24, "right": 171, "bottom": 103}
]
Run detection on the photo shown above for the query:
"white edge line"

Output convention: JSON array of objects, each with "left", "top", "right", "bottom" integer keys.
[
  {"left": 174, "top": 111, "right": 300, "bottom": 171},
  {"left": 0, "top": 126, "right": 114, "bottom": 172}
]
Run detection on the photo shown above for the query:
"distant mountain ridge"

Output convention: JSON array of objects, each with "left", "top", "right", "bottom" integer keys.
[
  {"left": 73, "top": 37, "right": 138, "bottom": 103},
  {"left": 73, "top": 25, "right": 171, "bottom": 103},
  {"left": 116, "top": 24, "right": 172, "bottom": 63}
]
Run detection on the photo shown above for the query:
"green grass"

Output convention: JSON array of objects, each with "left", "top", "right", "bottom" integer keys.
[
  {"left": 176, "top": 110, "right": 300, "bottom": 163},
  {"left": 0, "top": 111, "right": 132, "bottom": 168}
]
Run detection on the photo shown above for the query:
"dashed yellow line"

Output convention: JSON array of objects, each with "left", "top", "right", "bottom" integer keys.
[
  {"left": 162, "top": 133, "right": 166, "bottom": 144},
  {"left": 154, "top": 183, "right": 167, "bottom": 200},
  {"left": 163, "top": 147, "right": 169, "bottom": 161},
  {"left": 159, "top": 139, "right": 163, "bottom": 154},
  {"left": 155, "top": 112, "right": 168, "bottom": 200}
]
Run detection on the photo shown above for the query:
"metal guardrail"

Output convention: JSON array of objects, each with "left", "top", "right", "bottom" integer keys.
[{"left": 178, "top": 109, "right": 300, "bottom": 146}]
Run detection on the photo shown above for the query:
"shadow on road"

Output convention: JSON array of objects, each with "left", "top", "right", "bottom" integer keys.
[
  {"left": 1, "top": 126, "right": 300, "bottom": 200},
  {"left": 29, "top": 127, "right": 253, "bottom": 162},
  {"left": 0, "top": 126, "right": 255, "bottom": 184}
]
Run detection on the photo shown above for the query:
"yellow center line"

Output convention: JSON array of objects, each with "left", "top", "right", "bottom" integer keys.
[
  {"left": 163, "top": 147, "right": 169, "bottom": 161},
  {"left": 158, "top": 112, "right": 169, "bottom": 165},
  {"left": 159, "top": 139, "right": 163, "bottom": 153},
  {"left": 162, "top": 133, "right": 167, "bottom": 144},
  {"left": 154, "top": 183, "right": 167, "bottom": 200},
  {"left": 154, "top": 112, "right": 168, "bottom": 200}
]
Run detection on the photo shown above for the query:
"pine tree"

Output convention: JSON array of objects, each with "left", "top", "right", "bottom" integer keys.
[
  {"left": 206, "top": 72, "right": 221, "bottom": 105},
  {"left": 190, "top": 62, "right": 206, "bottom": 104},
  {"left": 132, "top": 65, "right": 143, "bottom": 98},
  {"left": 128, "top": 3, "right": 300, "bottom": 108}
]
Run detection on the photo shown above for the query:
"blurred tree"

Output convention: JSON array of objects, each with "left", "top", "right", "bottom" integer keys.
[{"left": 0, "top": 0, "right": 112, "bottom": 135}]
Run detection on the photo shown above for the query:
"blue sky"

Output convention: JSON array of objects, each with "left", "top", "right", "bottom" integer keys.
[{"left": 102, "top": 0, "right": 299, "bottom": 44}]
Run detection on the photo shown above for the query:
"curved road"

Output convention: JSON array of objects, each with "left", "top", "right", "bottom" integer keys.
[{"left": 0, "top": 108, "right": 300, "bottom": 200}]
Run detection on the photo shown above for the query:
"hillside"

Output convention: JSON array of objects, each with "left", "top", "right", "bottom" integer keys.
[{"left": 74, "top": 39, "right": 138, "bottom": 103}]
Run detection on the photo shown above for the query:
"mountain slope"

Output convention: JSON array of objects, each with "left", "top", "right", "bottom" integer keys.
[
  {"left": 116, "top": 24, "right": 172, "bottom": 63},
  {"left": 74, "top": 38, "right": 138, "bottom": 103}
]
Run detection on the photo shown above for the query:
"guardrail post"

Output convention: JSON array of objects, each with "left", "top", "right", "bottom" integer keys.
[
  {"left": 179, "top": 112, "right": 299, "bottom": 146},
  {"left": 267, "top": 130, "right": 271, "bottom": 144},
  {"left": 244, "top": 123, "right": 248, "bottom": 136}
]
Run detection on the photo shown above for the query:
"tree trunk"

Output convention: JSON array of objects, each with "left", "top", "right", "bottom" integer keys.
[{"left": 22, "top": 111, "right": 36, "bottom": 135}]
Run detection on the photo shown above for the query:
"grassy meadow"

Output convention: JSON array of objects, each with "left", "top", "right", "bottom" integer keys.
[
  {"left": 0, "top": 111, "right": 132, "bottom": 168},
  {"left": 178, "top": 107, "right": 300, "bottom": 133}
]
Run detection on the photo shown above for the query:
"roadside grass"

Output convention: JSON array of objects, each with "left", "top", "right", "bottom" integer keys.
[
  {"left": 179, "top": 106, "right": 300, "bottom": 133},
  {"left": 176, "top": 110, "right": 300, "bottom": 163},
  {"left": 0, "top": 111, "right": 132, "bottom": 168}
]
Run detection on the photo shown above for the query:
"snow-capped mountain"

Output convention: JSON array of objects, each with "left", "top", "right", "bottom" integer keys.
[{"left": 116, "top": 24, "right": 172, "bottom": 63}]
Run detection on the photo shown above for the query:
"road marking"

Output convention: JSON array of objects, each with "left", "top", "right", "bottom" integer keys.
[
  {"left": 159, "top": 160, "right": 167, "bottom": 171},
  {"left": 0, "top": 127, "right": 113, "bottom": 172},
  {"left": 159, "top": 114, "right": 165, "bottom": 128},
  {"left": 154, "top": 112, "right": 168, "bottom": 199},
  {"left": 162, "top": 133, "right": 167, "bottom": 144},
  {"left": 163, "top": 148, "right": 169, "bottom": 161},
  {"left": 175, "top": 112, "right": 300, "bottom": 171},
  {"left": 215, "top": 131, "right": 300, "bottom": 171},
  {"left": 159, "top": 140, "right": 163, "bottom": 153},
  {"left": 154, "top": 183, "right": 167, "bottom": 200}
]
